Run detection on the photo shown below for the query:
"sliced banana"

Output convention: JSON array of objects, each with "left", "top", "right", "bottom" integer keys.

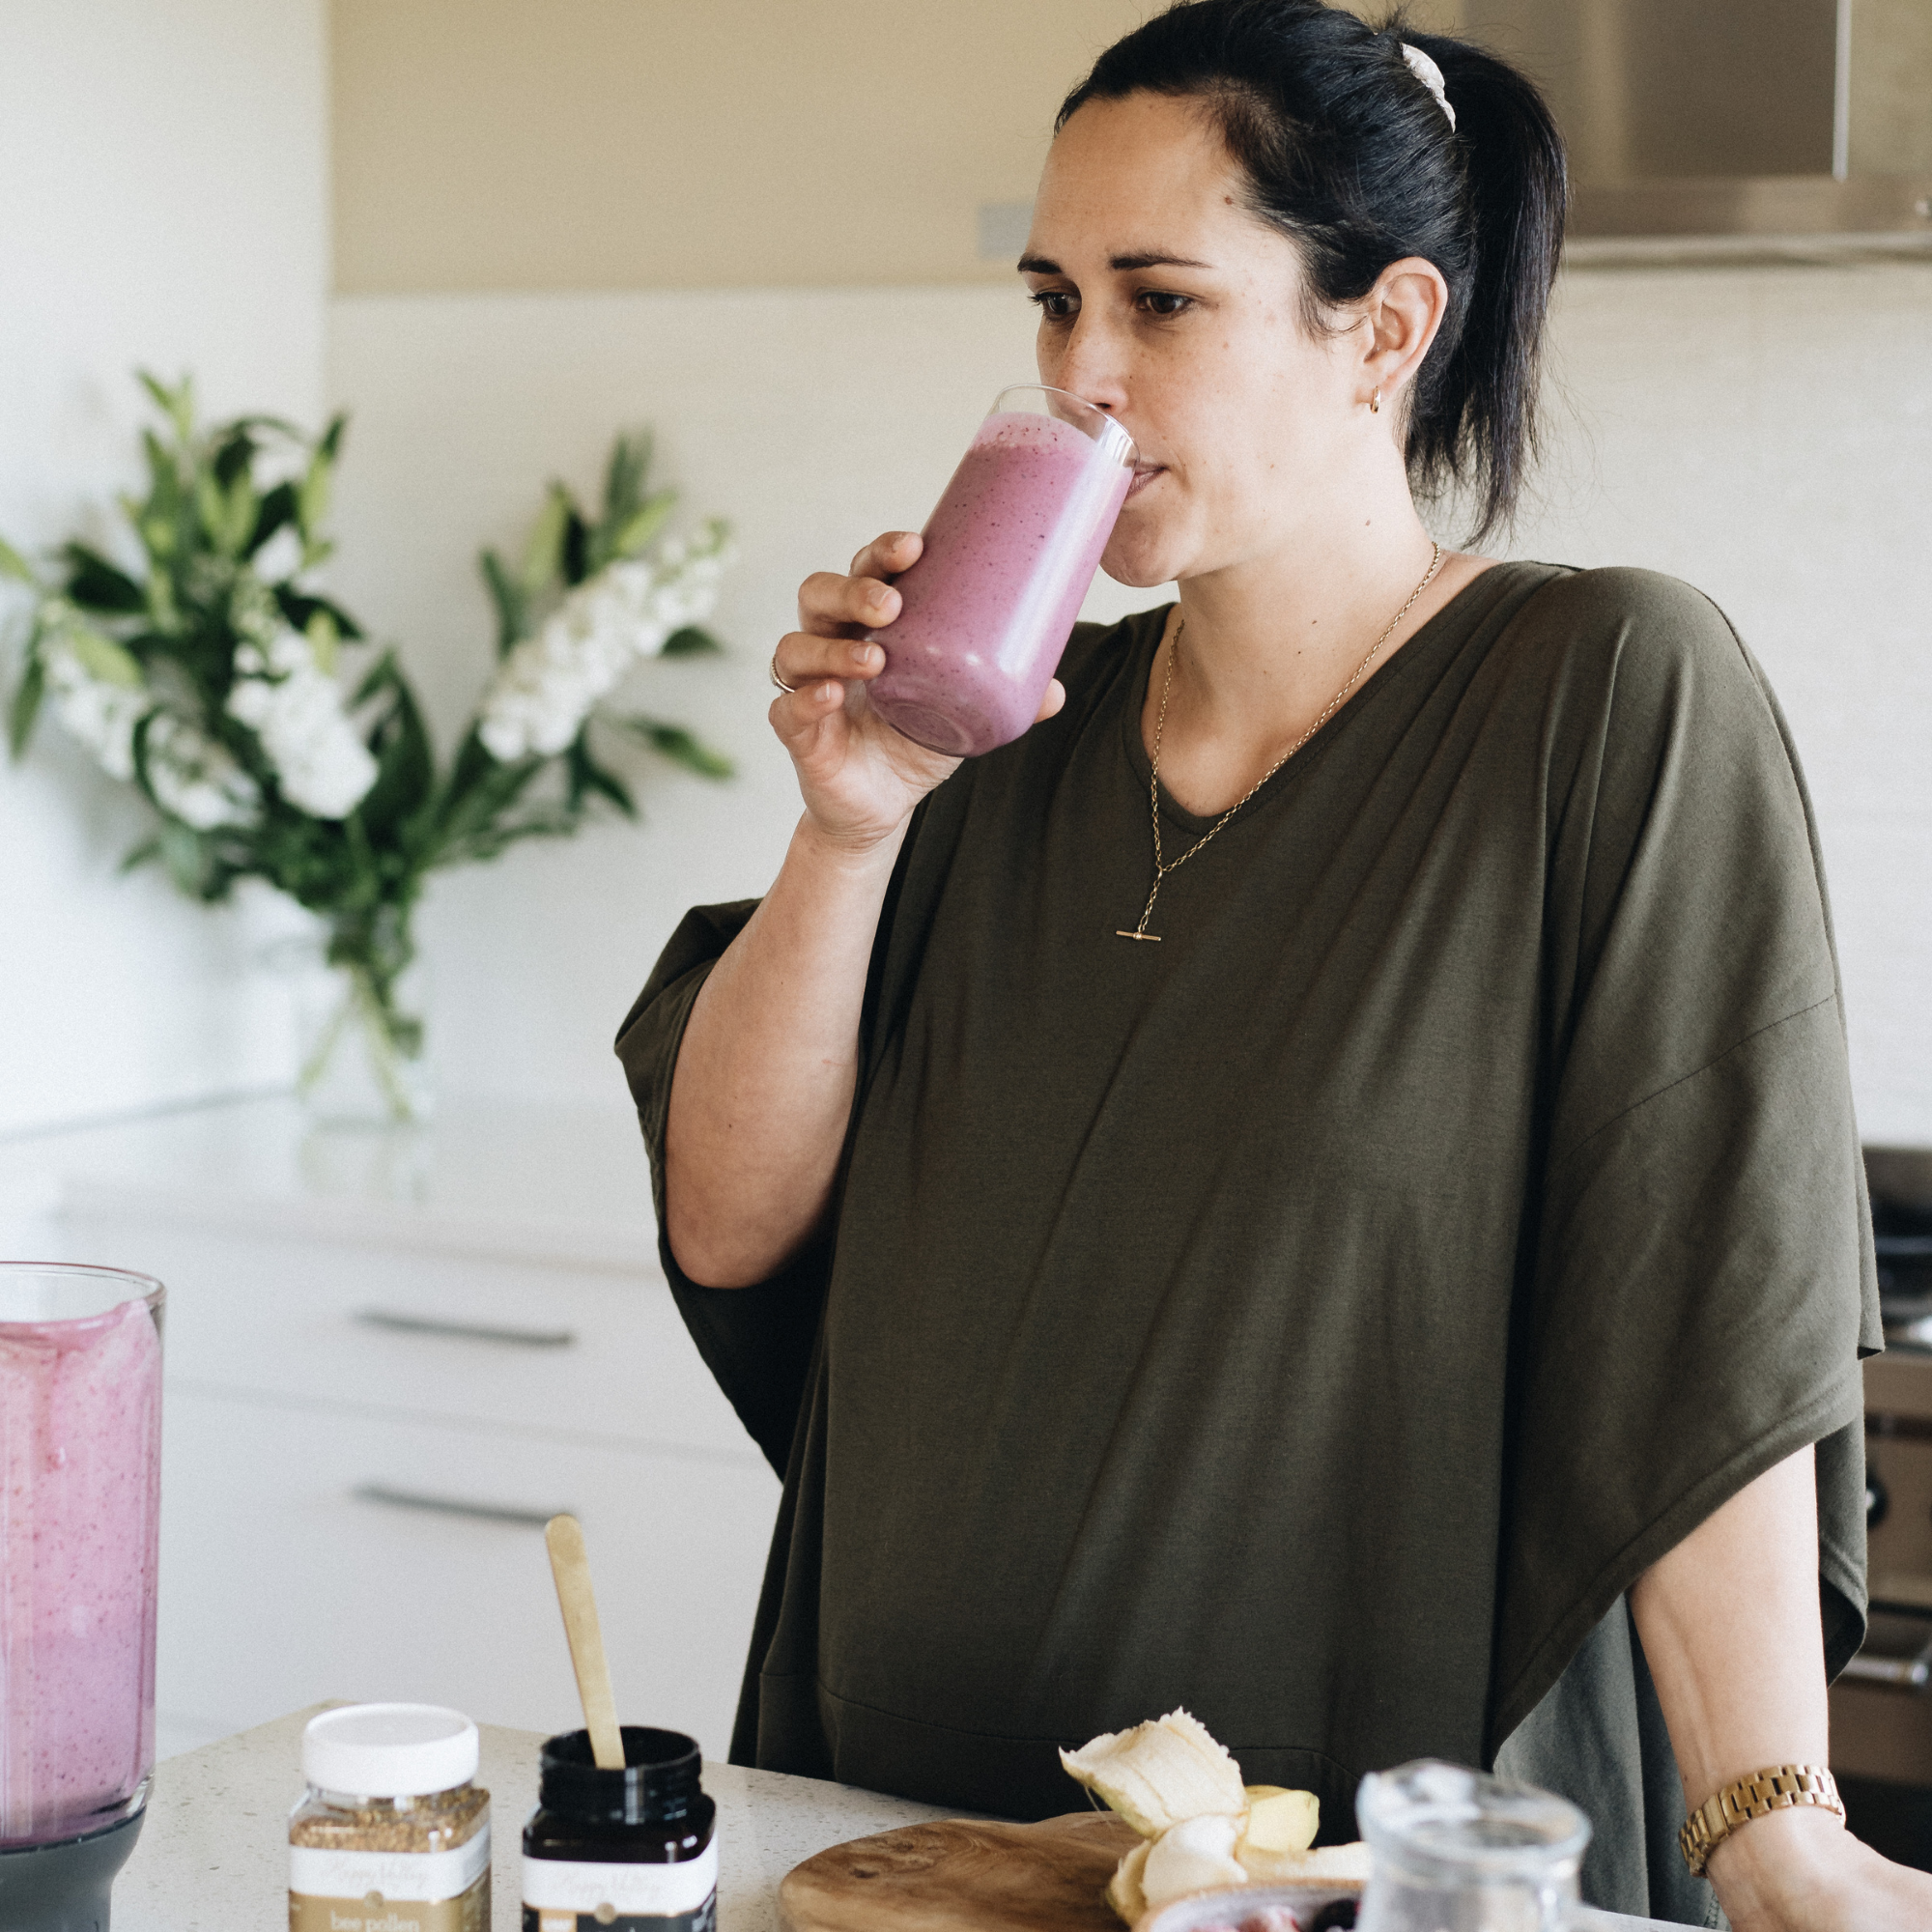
[
  {"left": 1141, "top": 1813, "right": 1249, "bottom": 1910},
  {"left": 1106, "top": 1836, "right": 1151, "bottom": 1921},
  {"left": 1239, "top": 1786, "right": 1320, "bottom": 1856}
]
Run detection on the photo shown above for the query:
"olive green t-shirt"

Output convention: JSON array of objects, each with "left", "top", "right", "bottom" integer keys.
[{"left": 616, "top": 562, "right": 1878, "bottom": 1925}]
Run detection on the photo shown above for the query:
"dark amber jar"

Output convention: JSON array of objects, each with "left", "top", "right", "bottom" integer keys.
[{"left": 521, "top": 1728, "right": 716, "bottom": 1932}]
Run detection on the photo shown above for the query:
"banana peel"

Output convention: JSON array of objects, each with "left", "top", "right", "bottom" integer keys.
[{"left": 1058, "top": 1709, "right": 1247, "bottom": 1836}]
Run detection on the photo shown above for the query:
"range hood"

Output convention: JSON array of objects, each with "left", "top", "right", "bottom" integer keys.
[{"left": 1458, "top": 0, "right": 1932, "bottom": 252}]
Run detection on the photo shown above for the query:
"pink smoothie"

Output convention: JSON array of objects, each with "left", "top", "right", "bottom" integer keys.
[
  {"left": 0, "top": 1294, "right": 161, "bottom": 1846},
  {"left": 866, "top": 409, "right": 1134, "bottom": 756}
]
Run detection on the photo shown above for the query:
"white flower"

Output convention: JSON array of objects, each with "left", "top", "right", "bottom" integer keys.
[
  {"left": 145, "top": 713, "right": 258, "bottom": 830},
  {"left": 39, "top": 602, "right": 148, "bottom": 781},
  {"left": 226, "top": 623, "right": 377, "bottom": 820},
  {"left": 477, "top": 522, "right": 733, "bottom": 762}
]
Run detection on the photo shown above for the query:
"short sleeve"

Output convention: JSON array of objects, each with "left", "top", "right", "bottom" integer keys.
[{"left": 1489, "top": 569, "right": 1880, "bottom": 1744}]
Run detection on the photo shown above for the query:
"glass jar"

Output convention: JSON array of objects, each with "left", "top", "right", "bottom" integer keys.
[
  {"left": 523, "top": 1727, "right": 717, "bottom": 1932},
  {"left": 290, "top": 1704, "right": 490, "bottom": 1932},
  {"left": 1356, "top": 1760, "right": 1592, "bottom": 1932}
]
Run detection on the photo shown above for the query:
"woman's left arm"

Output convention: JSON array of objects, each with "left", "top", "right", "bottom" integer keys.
[{"left": 1631, "top": 1444, "right": 1932, "bottom": 1930}]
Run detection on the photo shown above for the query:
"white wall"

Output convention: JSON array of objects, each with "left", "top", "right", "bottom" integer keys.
[
  {"left": 327, "top": 262, "right": 1932, "bottom": 1143},
  {"left": 325, "top": 287, "right": 1157, "bottom": 1122},
  {"left": 0, "top": 0, "right": 328, "bottom": 1138}
]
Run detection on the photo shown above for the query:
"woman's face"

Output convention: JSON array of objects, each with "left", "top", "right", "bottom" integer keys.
[{"left": 1024, "top": 91, "right": 1376, "bottom": 590}]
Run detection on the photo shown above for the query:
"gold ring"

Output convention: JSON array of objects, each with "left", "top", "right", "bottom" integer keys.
[{"left": 770, "top": 650, "right": 800, "bottom": 696}]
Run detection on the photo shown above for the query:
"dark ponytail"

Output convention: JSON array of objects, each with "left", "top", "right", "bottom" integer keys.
[{"left": 1055, "top": 1, "right": 1568, "bottom": 547}]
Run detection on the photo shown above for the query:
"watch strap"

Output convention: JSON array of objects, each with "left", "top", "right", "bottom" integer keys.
[{"left": 1677, "top": 1763, "right": 1844, "bottom": 1878}]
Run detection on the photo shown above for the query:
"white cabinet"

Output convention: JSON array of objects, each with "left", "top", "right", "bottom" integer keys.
[{"left": 6, "top": 1097, "right": 781, "bottom": 1763}]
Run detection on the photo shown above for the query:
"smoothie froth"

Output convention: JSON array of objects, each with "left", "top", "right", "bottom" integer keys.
[{"left": 0, "top": 1293, "right": 161, "bottom": 1847}]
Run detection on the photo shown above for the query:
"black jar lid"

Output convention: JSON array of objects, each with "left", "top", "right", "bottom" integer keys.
[{"left": 537, "top": 1728, "right": 704, "bottom": 1825}]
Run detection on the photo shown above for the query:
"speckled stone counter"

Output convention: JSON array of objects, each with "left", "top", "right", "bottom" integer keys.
[
  {"left": 113, "top": 1704, "right": 1675, "bottom": 1931},
  {"left": 114, "top": 1704, "right": 959, "bottom": 1931}
]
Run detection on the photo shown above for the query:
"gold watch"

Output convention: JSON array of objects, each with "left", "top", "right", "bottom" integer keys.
[{"left": 1678, "top": 1764, "right": 1845, "bottom": 1878}]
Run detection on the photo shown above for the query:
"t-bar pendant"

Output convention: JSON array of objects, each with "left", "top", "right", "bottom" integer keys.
[{"left": 1115, "top": 928, "right": 1162, "bottom": 942}]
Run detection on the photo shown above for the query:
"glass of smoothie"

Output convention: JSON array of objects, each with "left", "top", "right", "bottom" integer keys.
[
  {"left": 864, "top": 384, "right": 1137, "bottom": 757},
  {"left": 0, "top": 1264, "right": 164, "bottom": 1929}
]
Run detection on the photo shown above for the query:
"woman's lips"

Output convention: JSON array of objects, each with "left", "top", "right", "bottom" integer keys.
[{"left": 1125, "top": 465, "right": 1166, "bottom": 501}]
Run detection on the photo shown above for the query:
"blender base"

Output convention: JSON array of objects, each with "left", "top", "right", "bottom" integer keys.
[{"left": 0, "top": 1812, "right": 146, "bottom": 1931}]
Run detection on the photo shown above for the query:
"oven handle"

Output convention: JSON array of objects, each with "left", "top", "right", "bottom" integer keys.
[{"left": 1841, "top": 1653, "right": 1932, "bottom": 1691}]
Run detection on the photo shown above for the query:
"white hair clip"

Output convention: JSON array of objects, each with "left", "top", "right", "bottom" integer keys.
[{"left": 1400, "top": 42, "right": 1456, "bottom": 131}]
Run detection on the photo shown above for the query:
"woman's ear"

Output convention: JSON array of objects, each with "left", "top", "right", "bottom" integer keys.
[{"left": 1357, "top": 255, "right": 1449, "bottom": 412}]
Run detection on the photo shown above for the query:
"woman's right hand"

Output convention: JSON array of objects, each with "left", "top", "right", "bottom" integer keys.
[{"left": 771, "top": 530, "right": 1065, "bottom": 851}]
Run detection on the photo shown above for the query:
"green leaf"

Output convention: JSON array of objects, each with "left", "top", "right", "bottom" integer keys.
[
  {"left": 66, "top": 623, "right": 146, "bottom": 690},
  {"left": 317, "top": 413, "right": 348, "bottom": 466},
  {"left": 0, "top": 537, "right": 34, "bottom": 584},
  {"left": 61, "top": 543, "right": 145, "bottom": 612},
  {"left": 610, "top": 488, "right": 677, "bottom": 560},
  {"left": 602, "top": 432, "right": 651, "bottom": 528},
  {"left": 480, "top": 550, "right": 527, "bottom": 656},
  {"left": 119, "top": 835, "right": 162, "bottom": 874},
  {"left": 211, "top": 424, "right": 256, "bottom": 490},
  {"left": 298, "top": 442, "right": 334, "bottom": 536},
  {"left": 207, "top": 472, "right": 259, "bottom": 558},
  {"left": 560, "top": 507, "right": 590, "bottom": 586},
  {"left": 303, "top": 611, "right": 338, "bottom": 677},
  {"left": 274, "top": 587, "right": 365, "bottom": 640},
  {"left": 660, "top": 624, "right": 724, "bottom": 657},
  {"left": 8, "top": 651, "right": 45, "bottom": 758},
  {"left": 158, "top": 818, "right": 215, "bottom": 897},
  {"left": 565, "top": 733, "right": 637, "bottom": 818},
  {"left": 622, "top": 717, "right": 734, "bottom": 780},
  {"left": 352, "top": 654, "right": 436, "bottom": 846},
  {"left": 249, "top": 481, "right": 298, "bottom": 558},
  {"left": 520, "top": 487, "right": 571, "bottom": 593},
  {"left": 137, "top": 371, "right": 195, "bottom": 444}
]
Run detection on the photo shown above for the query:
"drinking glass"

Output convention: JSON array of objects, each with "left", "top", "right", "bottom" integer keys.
[{"left": 865, "top": 384, "right": 1138, "bottom": 756}]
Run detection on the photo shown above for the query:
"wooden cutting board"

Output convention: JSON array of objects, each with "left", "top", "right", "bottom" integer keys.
[{"left": 779, "top": 1810, "right": 1142, "bottom": 1932}]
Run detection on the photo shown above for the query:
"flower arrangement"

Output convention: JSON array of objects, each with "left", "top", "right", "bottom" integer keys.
[{"left": 2, "top": 373, "right": 733, "bottom": 1120}]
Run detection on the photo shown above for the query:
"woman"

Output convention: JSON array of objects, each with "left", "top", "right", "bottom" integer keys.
[{"left": 618, "top": 4, "right": 1929, "bottom": 1924}]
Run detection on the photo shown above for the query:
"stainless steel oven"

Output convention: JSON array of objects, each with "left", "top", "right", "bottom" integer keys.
[{"left": 1830, "top": 1151, "right": 1932, "bottom": 1867}]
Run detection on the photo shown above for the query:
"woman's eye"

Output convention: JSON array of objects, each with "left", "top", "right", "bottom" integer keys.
[
  {"left": 1029, "top": 291, "right": 1077, "bottom": 321},
  {"left": 1138, "top": 291, "right": 1193, "bottom": 318}
]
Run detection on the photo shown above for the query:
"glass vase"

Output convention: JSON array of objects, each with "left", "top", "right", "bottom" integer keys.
[{"left": 297, "top": 955, "right": 432, "bottom": 1127}]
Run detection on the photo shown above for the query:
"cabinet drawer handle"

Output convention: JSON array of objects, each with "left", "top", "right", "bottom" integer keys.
[
  {"left": 355, "top": 1309, "right": 577, "bottom": 1349},
  {"left": 1841, "top": 1653, "right": 1932, "bottom": 1691},
  {"left": 352, "top": 1482, "right": 565, "bottom": 1529}
]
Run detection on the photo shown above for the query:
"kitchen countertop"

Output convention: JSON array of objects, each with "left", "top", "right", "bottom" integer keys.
[
  {"left": 118, "top": 1705, "right": 960, "bottom": 1931},
  {"left": 115, "top": 1704, "right": 1677, "bottom": 1931}
]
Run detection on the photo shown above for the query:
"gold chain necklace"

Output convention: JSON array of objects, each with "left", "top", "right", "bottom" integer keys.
[{"left": 1116, "top": 540, "right": 1444, "bottom": 942}]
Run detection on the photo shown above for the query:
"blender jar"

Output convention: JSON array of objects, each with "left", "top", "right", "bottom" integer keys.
[{"left": 0, "top": 1263, "right": 165, "bottom": 1928}]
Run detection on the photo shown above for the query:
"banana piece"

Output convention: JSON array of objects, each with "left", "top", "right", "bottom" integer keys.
[
  {"left": 1141, "top": 1814, "right": 1249, "bottom": 1911},
  {"left": 1106, "top": 1837, "right": 1150, "bottom": 1922},
  {"left": 1059, "top": 1708, "right": 1248, "bottom": 1836},
  {"left": 1236, "top": 1840, "right": 1375, "bottom": 1885},
  {"left": 1239, "top": 1787, "right": 1320, "bottom": 1856}
]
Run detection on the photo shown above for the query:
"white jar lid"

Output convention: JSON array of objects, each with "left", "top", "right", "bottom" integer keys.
[{"left": 301, "top": 1703, "right": 479, "bottom": 1797}]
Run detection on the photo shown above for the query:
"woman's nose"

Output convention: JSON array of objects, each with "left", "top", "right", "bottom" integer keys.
[{"left": 1049, "top": 318, "right": 1129, "bottom": 413}]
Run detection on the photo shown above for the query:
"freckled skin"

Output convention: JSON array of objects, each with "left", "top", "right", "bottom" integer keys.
[
  {"left": 1, "top": 1299, "right": 161, "bottom": 1843},
  {"left": 866, "top": 411, "right": 1133, "bottom": 756}
]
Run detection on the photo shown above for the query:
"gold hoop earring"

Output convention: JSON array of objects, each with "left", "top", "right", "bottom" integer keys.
[{"left": 1370, "top": 386, "right": 1381, "bottom": 414}]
